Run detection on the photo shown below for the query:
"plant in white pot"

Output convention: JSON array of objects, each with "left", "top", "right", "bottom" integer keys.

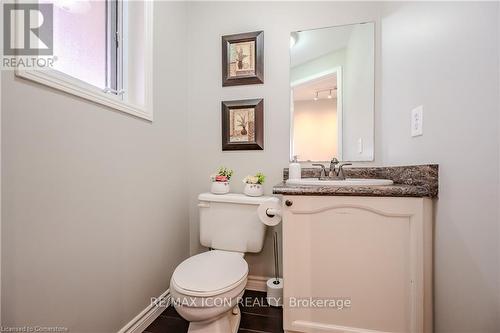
[
  {"left": 243, "top": 172, "right": 265, "bottom": 197},
  {"left": 210, "top": 166, "right": 234, "bottom": 194}
]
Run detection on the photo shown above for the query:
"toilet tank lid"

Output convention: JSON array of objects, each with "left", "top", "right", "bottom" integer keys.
[{"left": 198, "top": 192, "right": 275, "bottom": 205}]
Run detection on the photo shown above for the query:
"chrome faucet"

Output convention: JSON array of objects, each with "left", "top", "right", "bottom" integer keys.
[
  {"left": 337, "top": 162, "right": 352, "bottom": 180},
  {"left": 312, "top": 158, "right": 352, "bottom": 180},
  {"left": 329, "top": 158, "right": 340, "bottom": 177},
  {"left": 312, "top": 163, "right": 327, "bottom": 179},
  {"left": 328, "top": 157, "right": 353, "bottom": 180}
]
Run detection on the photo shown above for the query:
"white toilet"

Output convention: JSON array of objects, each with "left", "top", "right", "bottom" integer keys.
[{"left": 170, "top": 193, "right": 271, "bottom": 333}]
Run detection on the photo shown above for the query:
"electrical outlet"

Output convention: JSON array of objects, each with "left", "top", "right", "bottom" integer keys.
[
  {"left": 411, "top": 105, "right": 423, "bottom": 137},
  {"left": 358, "top": 138, "right": 363, "bottom": 154}
]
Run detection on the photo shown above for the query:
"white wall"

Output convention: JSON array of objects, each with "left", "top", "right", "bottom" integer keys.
[
  {"left": 1, "top": 2, "right": 189, "bottom": 332},
  {"left": 187, "top": 1, "right": 500, "bottom": 332},
  {"left": 379, "top": 2, "right": 499, "bottom": 332}
]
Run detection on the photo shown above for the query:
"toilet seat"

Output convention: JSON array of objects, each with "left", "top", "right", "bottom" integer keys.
[{"left": 171, "top": 250, "right": 248, "bottom": 298}]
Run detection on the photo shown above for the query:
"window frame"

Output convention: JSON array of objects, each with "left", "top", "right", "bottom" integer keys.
[
  {"left": 15, "top": 0, "right": 154, "bottom": 121},
  {"left": 106, "top": 0, "right": 119, "bottom": 94}
]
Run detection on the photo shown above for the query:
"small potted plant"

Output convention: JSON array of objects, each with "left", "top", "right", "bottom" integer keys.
[
  {"left": 243, "top": 172, "right": 265, "bottom": 197},
  {"left": 210, "top": 166, "right": 234, "bottom": 194}
]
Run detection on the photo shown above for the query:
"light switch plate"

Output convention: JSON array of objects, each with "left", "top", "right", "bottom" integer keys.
[
  {"left": 358, "top": 138, "right": 363, "bottom": 154},
  {"left": 411, "top": 105, "right": 423, "bottom": 137}
]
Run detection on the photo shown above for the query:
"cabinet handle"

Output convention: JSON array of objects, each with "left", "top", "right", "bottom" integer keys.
[{"left": 285, "top": 200, "right": 293, "bottom": 207}]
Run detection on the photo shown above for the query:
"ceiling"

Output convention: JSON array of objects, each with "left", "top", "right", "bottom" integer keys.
[
  {"left": 290, "top": 24, "right": 354, "bottom": 68},
  {"left": 293, "top": 73, "right": 337, "bottom": 101}
]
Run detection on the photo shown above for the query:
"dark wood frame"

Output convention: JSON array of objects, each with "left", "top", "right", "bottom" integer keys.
[
  {"left": 222, "top": 31, "right": 264, "bottom": 87},
  {"left": 221, "top": 99, "right": 264, "bottom": 151}
]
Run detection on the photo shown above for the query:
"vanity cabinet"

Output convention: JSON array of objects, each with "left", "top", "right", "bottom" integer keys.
[{"left": 282, "top": 195, "right": 433, "bottom": 333}]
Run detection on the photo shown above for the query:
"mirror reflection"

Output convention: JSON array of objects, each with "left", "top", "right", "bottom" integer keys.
[{"left": 290, "top": 22, "right": 375, "bottom": 162}]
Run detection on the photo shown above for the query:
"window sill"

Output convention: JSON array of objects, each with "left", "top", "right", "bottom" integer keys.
[{"left": 16, "top": 69, "right": 153, "bottom": 121}]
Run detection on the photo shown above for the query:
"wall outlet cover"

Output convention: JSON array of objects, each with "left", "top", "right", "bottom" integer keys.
[{"left": 411, "top": 105, "right": 423, "bottom": 137}]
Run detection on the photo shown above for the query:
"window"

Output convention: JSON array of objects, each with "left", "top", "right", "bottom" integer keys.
[
  {"left": 16, "top": 0, "right": 153, "bottom": 120},
  {"left": 51, "top": 1, "right": 107, "bottom": 88}
]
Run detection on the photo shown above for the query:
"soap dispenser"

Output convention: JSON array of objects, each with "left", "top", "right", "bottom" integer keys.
[{"left": 289, "top": 155, "right": 301, "bottom": 180}]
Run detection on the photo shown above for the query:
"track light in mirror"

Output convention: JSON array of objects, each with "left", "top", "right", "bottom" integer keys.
[{"left": 313, "top": 88, "right": 337, "bottom": 101}]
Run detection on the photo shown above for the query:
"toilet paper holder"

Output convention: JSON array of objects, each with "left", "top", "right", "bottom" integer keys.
[
  {"left": 266, "top": 208, "right": 279, "bottom": 218},
  {"left": 257, "top": 197, "right": 282, "bottom": 227}
]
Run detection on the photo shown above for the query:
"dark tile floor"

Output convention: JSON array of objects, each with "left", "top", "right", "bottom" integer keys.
[{"left": 144, "top": 290, "right": 283, "bottom": 333}]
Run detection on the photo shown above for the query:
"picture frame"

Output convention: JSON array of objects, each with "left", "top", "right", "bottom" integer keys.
[
  {"left": 222, "top": 31, "right": 264, "bottom": 87},
  {"left": 221, "top": 99, "right": 264, "bottom": 151}
]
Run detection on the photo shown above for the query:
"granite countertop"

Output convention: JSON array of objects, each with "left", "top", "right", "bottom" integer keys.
[
  {"left": 273, "top": 164, "right": 438, "bottom": 198},
  {"left": 273, "top": 182, "right": 435, "bottom": 197}
]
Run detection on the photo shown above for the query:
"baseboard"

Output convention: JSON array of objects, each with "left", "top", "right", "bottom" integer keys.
[
  {"left": 117, "top": 289, "right": 170, "bottom": 333},
  {"left": 246, "top": 275, "right": 270, "bottom": 292}
]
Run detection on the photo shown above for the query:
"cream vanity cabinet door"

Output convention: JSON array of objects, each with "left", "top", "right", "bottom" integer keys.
[{"left": 282, "top": 195, "right": 433, "bottom": 333}]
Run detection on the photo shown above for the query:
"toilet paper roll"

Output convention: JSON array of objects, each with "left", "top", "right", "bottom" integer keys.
[
  {"left": 266, "top": 278, "right": 283, "bottom": 307},
  {"left": 257, "top": 197, "right": 282, "bottom": 226}
]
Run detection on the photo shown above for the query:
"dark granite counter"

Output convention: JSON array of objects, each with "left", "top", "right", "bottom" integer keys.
[
  {"left": 273, "top": 164, "right": 438, "bottom": 198},
  {"left": 273, "top": 183, "right": 435, "bottom": 197}
]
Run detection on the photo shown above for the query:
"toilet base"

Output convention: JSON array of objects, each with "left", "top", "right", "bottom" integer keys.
[{"left": 187, "top": 305, "right": 241, "bottom": 333}]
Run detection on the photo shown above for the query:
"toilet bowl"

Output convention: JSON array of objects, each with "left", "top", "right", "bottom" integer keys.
[
  {"left": 170, "top": 250, "right": 248, "bottom": 333},
  {"left": 170, "top": 193, "right": 271, "bottom": 332}
]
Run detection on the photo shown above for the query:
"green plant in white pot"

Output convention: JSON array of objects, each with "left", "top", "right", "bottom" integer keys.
[
  {"left": 210, "top": 166, "right": 234, "bottom": 194},
  {"left": 243, "top": 172, "right": 265, "bottom": 197}
]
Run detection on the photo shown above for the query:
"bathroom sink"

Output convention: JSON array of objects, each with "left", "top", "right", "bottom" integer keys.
[{"left": 286, "top": 178, "right": 394, "bottom": 186}]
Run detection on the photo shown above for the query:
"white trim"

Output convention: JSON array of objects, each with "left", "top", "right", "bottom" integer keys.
[
  {"left": 14, "top": 0, "right": 154, "bottom": 121},
  {"left": 289, "top": 89, "right": 295, "bottom": 161},
  {"left": 122, "top": 1, "right": 130, "bottom": 101},
  {"left": 246, "top": 275, "right": 269, "bottom": 292},
  {"left": 335, "top": 66, "right": 343, "bottom": 159},
  {"left": 141, "top": 0, "right": 154, "bottom": 121},
  {"left": 16, "top": 69, "right": 152, "bottom": 120},
  {"left": 198, "top": 192, "right": 274, "bottom": 206},
  {"left": 117, "top": 289, "right": 170, "bottom": 333},
  {"left": 291, "top": 320, "right": 392, "bottom": 333}
]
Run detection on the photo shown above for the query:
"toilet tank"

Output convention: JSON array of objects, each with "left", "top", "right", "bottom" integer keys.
[{"left": 198, "top": 193, "right": 271, "bottom": 253}]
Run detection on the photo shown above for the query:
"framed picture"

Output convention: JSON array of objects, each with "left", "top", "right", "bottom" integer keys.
[
  {"left": 222, "top": 31, "right": 264, "bottom": 86},
  {"left": 221, "top": 99, "right": 264, "bottom": 151}
]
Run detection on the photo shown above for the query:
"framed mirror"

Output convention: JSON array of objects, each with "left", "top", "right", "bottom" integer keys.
[{"left": 290, "top": 22, "right": 375, "bottom": 162}]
